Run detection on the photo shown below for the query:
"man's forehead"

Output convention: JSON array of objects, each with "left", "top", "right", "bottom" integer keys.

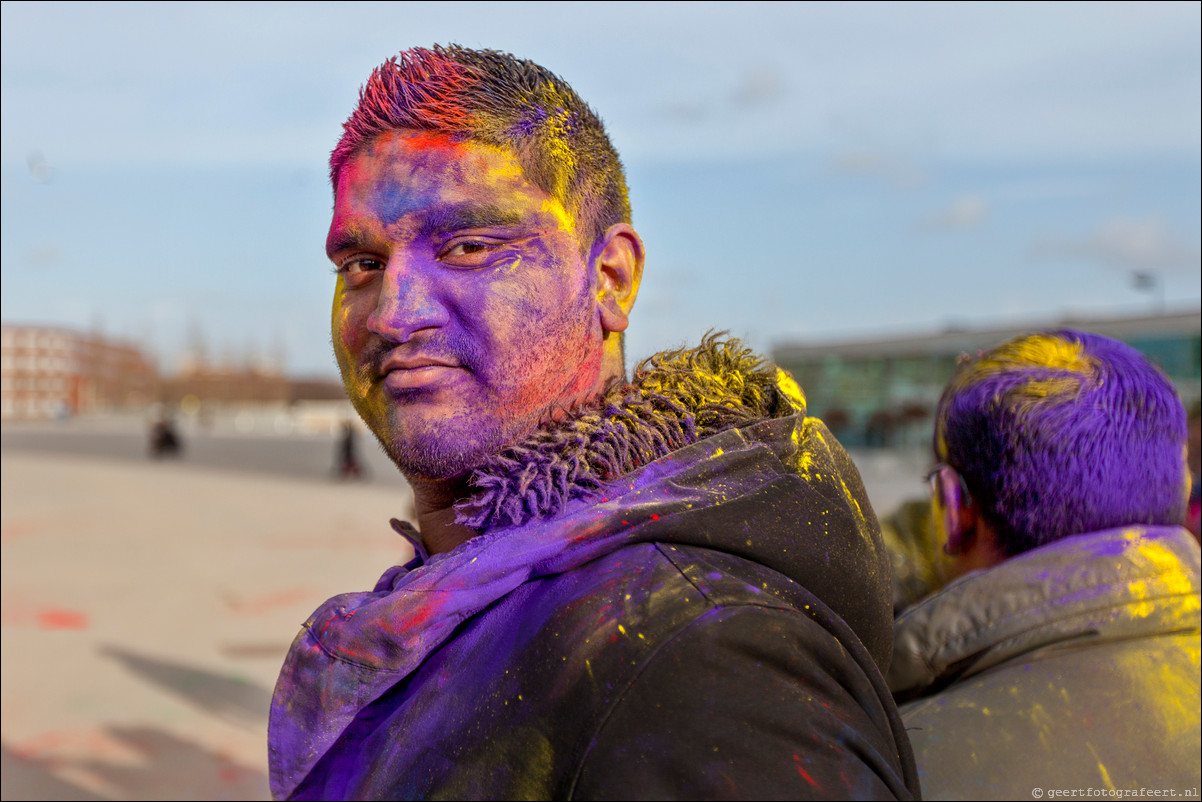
[
  {"left": 339, "top": 131, "right": 524, "bottom": 196},
  {"left": 331, "top": 131, "right": 576, "bottom": 240}
]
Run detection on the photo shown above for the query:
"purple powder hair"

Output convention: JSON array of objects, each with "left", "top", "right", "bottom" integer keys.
[
  {"left": 330, "top": 44, "right": 631, "bottom": 248},
  {"left": 935, "top": 329, "right": 1188, "bottom": 555}
]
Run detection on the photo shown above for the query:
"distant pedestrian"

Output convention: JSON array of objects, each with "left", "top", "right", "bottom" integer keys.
[
  {"left": 149, "top": 409, "right": 182, "bottom": 459},
  {"left": 334, "top": 421, "right": 363, "bottom": 479}
]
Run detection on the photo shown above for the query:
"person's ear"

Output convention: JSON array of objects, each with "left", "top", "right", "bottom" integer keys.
[
  {"left": 591, "top": 223, "right": 644, "bottom": 334},
  {"left": 936, "top": 466, "right": 978, "bottom": 556}
]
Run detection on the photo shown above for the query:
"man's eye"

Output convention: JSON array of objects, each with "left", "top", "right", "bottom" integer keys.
[
  {"left": 338, "top": 257, "right": 384, "bottom": 274},
  {"left": 440, "top": 240, "right": 504, "bottom": 266}
]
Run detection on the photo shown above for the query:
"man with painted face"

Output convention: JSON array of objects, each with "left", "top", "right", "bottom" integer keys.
[
  {"left": 269, "top": 45, "right": 919, "bottom": 801},
  {"left": 890, "top": 330, "right": 1201, "bottom": 799}
]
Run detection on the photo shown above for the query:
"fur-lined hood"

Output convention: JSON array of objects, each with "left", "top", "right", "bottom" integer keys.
[
  {"left": 457, "top": 334, "right": 809, "bottom": 531},
  {"left": 438, "top": 334, "right": 892, "bottom": 667}
]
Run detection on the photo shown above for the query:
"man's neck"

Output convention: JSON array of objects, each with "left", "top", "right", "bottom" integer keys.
[
  {"left": 409, "top": 475, "right": 478, "bottom": 557},
  {"left": 948, "top": 517, "right": 1008, "bottom": 580}
]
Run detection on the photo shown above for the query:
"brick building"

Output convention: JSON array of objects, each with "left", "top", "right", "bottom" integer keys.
[{"left": 0, "top": 324, "right": 159, "bottom": 419}]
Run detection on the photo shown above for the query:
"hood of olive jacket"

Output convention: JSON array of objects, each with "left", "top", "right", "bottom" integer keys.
[{"left": 269, "top": 337, "right": 891, "bottom": 800}]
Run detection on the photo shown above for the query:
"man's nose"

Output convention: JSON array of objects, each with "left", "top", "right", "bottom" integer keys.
[{"left": 366, "top": 256, "right": 449, "bottom": 343}]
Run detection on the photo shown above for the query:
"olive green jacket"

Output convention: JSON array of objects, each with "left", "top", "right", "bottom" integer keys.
[{"left": 890, "top": 525, "right": 1201, "bottom": 800}]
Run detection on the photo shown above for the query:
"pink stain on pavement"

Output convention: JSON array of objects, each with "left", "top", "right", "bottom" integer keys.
[
  {"left": 35, "top": 608, "right": 90, "bottom": 630},
  {"left": 2, "top": 520, "right": 43, "bottom": 543}
]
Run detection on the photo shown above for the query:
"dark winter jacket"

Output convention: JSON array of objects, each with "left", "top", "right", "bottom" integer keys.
[
  {"left": 269, "top": 339, "right": 920, "bottom": 800},
  {"left": 890, "top": 525, "right": 1201, "bottom": 800}
]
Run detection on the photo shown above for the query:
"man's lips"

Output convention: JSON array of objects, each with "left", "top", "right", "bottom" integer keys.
[
  {"left": 381, "top": 353, "right": 461, "bottom": 372},
  {"left": 378, "top": 353, "right": 464, "bottom": 391}
]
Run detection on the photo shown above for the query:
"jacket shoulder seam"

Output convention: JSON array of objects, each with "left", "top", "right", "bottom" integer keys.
[{"left": 654, "top": 542, "right": 797, "bottom": 612}]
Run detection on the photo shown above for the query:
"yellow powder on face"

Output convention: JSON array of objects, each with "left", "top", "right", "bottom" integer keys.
[
  {"left": 539, "top": 197, "right": 575, "bottom": 234},
  {"left": 481, "top": 154, "right": 527, "bottom": 183}
]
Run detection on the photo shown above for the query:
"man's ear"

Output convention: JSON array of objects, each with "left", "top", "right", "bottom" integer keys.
[
  {"left": 936, "top": 466, "right": 978, "bottom": 556},
  {"left": 591, "top": 223, "right": 644, "bottom": 334}
]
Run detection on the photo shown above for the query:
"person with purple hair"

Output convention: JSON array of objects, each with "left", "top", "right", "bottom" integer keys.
[
  {"left": 267, "top": 45, "right": 919, "bottom": 800},
  {"left": 889, "top": 329, "right": 1201, "bottom": 799}
]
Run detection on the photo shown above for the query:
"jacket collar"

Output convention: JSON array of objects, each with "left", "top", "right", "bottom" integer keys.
[{"left": 454, "top": 333, "right": 807, "bottom": 532}]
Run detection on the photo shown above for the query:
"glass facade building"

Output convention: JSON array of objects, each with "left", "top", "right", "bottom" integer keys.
[{"left": 773, "top": 310, "right": 1201, "bottom": 449}]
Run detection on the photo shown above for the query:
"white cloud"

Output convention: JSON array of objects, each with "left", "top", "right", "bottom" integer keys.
[
  {"left": 829, "top": 151, "right": 928, "bottom": 189},
  {"left": 23, "top": 245, "right": 61, "bottom": 267},
  {"left": 730, "top": 66, "right": 786, "bottom": 108},
  {"left": 1031, "top": 217, "right": 1202, "bottom": 271},
  {"left": 920, "top": 194, "right": 989, "bottom": 231}
]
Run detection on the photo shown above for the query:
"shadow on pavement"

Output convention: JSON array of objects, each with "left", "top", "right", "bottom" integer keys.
[
  {"left": 2, "top": 725, "right": 269, "bottom": 801},
  {"left": 99, "top": 645, "right": 273, "bottom": 729},
  {"left": 1, "top": 745, "right": 107, "bottom": 801}
]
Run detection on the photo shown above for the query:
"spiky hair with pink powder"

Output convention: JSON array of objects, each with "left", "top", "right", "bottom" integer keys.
[{"left": 330, "top": 45, "right": 631, "bottom": 247}]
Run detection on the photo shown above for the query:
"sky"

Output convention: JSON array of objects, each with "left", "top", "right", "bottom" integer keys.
[{"left": 2, "top": 1, "right": 1199, "bottom": 377}]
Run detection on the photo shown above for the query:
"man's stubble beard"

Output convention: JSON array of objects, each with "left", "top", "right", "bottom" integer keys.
[
  {"left": 372, "top": 389, "right": 531, "bottom": 483},
  {"left": 353, "top": 284, "right": 603, "bottom": 485}
]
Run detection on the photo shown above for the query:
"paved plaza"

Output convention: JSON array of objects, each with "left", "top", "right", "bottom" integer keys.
[
  {"left": 1, "top": 447, "right": 414, "bottom": 800},
  {"left": 0, "top": 423, "right": 925, "bottom": 800}
]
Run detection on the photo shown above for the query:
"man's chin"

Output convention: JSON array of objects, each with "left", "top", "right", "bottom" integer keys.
[
  {"left": 360, "top": 393, "right": 548, "bottom": 484},
  {"left": 375, "top": 425, "right": 513, "bottom": 484}
]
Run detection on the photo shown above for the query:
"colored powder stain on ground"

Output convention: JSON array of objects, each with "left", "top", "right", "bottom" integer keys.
[
  {"left": 35, "top": 608, "right": 90, "bottom": 630},
  {"left": 1, "top": 520, "right": 44, "bottom": 543}
]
